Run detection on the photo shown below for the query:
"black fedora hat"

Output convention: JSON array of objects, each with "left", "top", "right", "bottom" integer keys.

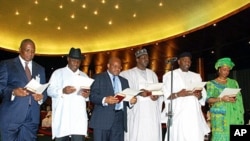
[{"left": 68, "top": 47, "right": 83, "bottom": 60}]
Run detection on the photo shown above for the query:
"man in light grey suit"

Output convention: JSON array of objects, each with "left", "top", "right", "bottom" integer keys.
[{"left": 0, "top": 39, "right": 47, "bottom": 141}]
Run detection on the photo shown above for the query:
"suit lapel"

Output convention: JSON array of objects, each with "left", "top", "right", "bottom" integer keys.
[
  {"left": 105, "top": 72, "right": 115, "bottom": 95},
  {"left": 13, "top": 57, "right": 30, "bottom": 82},
  {"left": 31, "top": 62, "right": 37, "bottom": 80}
]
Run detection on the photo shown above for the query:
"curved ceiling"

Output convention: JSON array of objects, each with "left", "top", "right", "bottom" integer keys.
[{"left": 0, "top": 0, "right": 249, "bottom": 55}]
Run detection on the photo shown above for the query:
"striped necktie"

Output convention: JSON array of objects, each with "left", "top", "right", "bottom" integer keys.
[{"left": 25, "top": 62, "right": 32, "bottom": 81}]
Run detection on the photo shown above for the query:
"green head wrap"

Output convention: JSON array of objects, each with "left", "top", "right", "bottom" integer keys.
[{"left": 215, "top": 57, "right": 235, "bottom": 70}]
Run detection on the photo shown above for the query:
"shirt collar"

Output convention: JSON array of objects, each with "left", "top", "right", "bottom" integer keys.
[
  {"left": 19, "top": 55, "right": 32, "bottom": 67},
  {"left": 107, "top": 70, "right": 115, "bottom": 79},
  {"left": 66, "top": 65, "right": 80, "bottom": 75}
]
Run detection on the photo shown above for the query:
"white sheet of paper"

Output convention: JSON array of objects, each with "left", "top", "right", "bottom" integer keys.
[
  {"left": 151, "top": 90, "right": 164, "bottom": 95},
  {"left": 25, "top": 78, "right": 50, "bottom": 94},
  {"left": 145, "top": 83, "right": 163, "bottom": 91},
  {"left": 144, "top": 83, "right": 164, "bottom": 95},
  {"left": 73, "top": 76, "right": 94, "bottom": 95},
  {"left": 118, "top": 88, "right": 142, "bottom": 101},
  {"left": 186, "top": 82, "right": 207, "bottom": 91},
  {"left": 73, "top": 76, "right": 94, "bottom": 88},
  {"left": 219, "top": 88, "right": 241, "bottom": 98}
]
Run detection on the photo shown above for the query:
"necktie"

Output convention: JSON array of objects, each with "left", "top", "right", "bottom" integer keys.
[
  {"left": 25, "top": 62, "right": 32, "bottom": 105},
  {"left": 25, "top": 62, "right": 32, "bottom": 81},
  {"left": 113, "top": 75, "right": 123, "bottom": 110},
  {"left": 113, "top": 76, "right": 118, "bottom": 93}
]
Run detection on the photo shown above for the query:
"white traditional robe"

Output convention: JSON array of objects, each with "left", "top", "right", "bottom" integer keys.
[
  {"left": 162, "top": 68, "right": 210, "bottom": 141},
  {"left": 47, "top": 66, "right": 89, "bottom": 139},
  {"left": 120, "top": 67, "right": 163, "bottom": 141}
]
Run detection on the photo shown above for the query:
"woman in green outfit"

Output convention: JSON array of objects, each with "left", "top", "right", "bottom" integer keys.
[{"left": 206, "top": 57, "right": 244, "bottom": 141}]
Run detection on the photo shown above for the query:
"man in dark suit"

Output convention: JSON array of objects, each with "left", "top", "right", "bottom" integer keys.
[
  {"left": 0, "top": 39, "right": 47, "bottom": 141},
  {"left": 89, "top": 57, "right": 137, "bottom": 141}
]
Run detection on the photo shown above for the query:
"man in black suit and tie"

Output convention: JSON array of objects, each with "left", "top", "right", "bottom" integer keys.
[
  {"left": 0, "top": 39, "right": 47, "bottom": 141},
  {"left": 89, "top": 57, "right": 137, "bottom": 141}
]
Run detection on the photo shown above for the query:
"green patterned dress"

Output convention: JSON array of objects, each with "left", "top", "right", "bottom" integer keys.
[{"left": 206, "top": 78, "right": 244, "bottom": 141}]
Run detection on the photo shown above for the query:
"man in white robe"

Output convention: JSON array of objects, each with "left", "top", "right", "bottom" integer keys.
[
  {"left": 47, "top": 48, "right": 90, "bottom": 141},
  {"left": 162, "top": 52, "right": 210, "bottom": 141},
  {"left": 120, "top": 48, "right": 163, "bottom": 141}
]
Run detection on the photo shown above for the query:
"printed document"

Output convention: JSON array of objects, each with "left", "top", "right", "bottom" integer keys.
[
  {"left": 117, "top": 88, "right": 142, "bottom": 101},
  {"left": 74, "top": 76, "right": 94, "bottom": 89},
  {"left": 145, "top": 83, "right": 164, "bottom": 95},
  {"left": 219, "top": 88, "right": 241, "bottom": 98},
  {"left": 73, "top": 76, "right": 94, "bottom": 95},
  {"left": 186, "top": 82, "right": 207, "bottom": 92},
  {"left": 25, "top": 79, "right": 50, "bottom": 94}
]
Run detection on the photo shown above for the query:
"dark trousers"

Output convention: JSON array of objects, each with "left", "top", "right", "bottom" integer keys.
[
  {"left": 0, "top": 106, "right": 38, "bottom": 141},
  {"left": 55, "top": 135, "right": 85, "bottom": 141},
  {"left": 93, "top": 110, "right": 124, "bottom": 141}
]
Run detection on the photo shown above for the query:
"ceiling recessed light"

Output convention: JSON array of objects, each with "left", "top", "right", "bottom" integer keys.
[
  {"left": 115, "top": 4, "right": 119, "bottom": 9},
  {"left": 133, "top": 13, "right": 136, "bottom": 18},
  {"left": 108, "top": 20, "right": 112, "bottom": 25},
  {"left": 28, "top": 21, "right": 32, "bottom": 25},
  {"left": 15, "top": 10, "right": 19, "bottom": 15}
]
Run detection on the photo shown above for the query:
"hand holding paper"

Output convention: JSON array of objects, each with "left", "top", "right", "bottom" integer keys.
[
  {"left": 77, "top": 86, "right": 91, "bottom": 95},
  {"left": 116, "top": 88, "right": 142, "bottom": 101},
  {"left": 25, "top": 79, "right": 50, "bottom": 94},
  {"left": 186, "top": 82, "right": 206, "bottom": 93},
  {"left": 114, "top": 93, "right": 126, "bottom": 103},
  {"left": 74, "top": 76, "right": 94, "bottom": 95}
]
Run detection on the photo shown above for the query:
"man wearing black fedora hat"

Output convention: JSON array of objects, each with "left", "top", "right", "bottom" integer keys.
[
  {"left": 68, "top": 47, "right": 83, "bottom": 60},
  {"left": 47, "top": 47, "right": 91, "bottom": 141}
]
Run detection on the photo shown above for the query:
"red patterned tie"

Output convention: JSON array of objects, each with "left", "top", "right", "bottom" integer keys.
[{"left": 25, "top": 62, "right": 32, "bottom": 81}]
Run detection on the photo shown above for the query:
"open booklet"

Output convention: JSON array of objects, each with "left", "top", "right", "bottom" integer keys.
[
  {"left": 24, "top": 78, "right": 50, "bottom": 94},
  {"left": 186, "top": 82, "right": 207, "bottom": 93},
  {"left": 219, "top": 88, "right": 241, "bottom": 98},
  {"left": 74, "top": 76, "right": 94, "bottom": 95},
  {"left": 114, "top": 88, "right": 142, "bottom": 102},
  {"left": 144, "top": 83, "right": 164, "bottom": 96}
]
